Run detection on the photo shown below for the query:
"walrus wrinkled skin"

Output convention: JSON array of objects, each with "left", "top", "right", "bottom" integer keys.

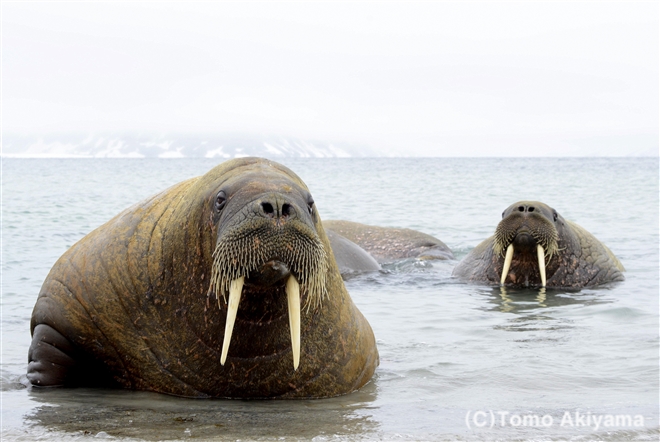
[
  {"left": 452, "top": 201, "right": 625, "bottom": 288},
  {"left": 28, "top": 158, "right": 378, "bottom": 398},
  {"left": 323, "top": 220, "right": 454, "bottom": 263}
]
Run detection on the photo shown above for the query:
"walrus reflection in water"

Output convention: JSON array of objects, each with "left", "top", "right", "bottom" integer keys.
[
  {"left": 452, "top": 201, "right": 625, "bottom": 288},
  {"left": 27, "top": 157, "right": 378, "bottom": 398}
]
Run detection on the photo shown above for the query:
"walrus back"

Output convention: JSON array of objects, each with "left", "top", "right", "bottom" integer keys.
[
  {"left": 28, "top": 179, "right": 206, "bottom": 394},
  {"left": 565, "top": 220, "right": 625, "bottom": 284},
  {"left": 451, "top": 237, "right": 498, "bottom": 282}
]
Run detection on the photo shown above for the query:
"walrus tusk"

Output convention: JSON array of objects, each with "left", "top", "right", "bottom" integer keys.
[
  {"left": 537, "top": 244, "right": 546, "bottom": 287},
  {"left": 500, "top": 244, "right": 514, "bottom": 286},
  {"left": 221, "top": 276, "right": 244, "bottom": 366},
  {"left": 286, "top": 275, "right": 301, "bottom": 371}
]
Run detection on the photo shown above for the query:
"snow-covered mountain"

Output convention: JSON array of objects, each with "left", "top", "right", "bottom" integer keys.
[{"left": 1, "top": 134, "right": 383, "bottom": 158}]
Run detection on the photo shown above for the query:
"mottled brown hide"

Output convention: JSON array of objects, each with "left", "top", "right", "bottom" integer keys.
[{"left": 323, "top": 220, "right": 454, "bottom": 263}]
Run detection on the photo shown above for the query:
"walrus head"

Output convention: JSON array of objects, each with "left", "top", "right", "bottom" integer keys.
[
  {"left": 205, "top": 161, "right": 328, "bottom": 371},
  {"left": 493, "top": 201, "right": 561, "bottom": 287}
]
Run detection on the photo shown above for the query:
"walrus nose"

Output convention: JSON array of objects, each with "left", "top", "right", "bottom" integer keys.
[
  {"left": 517, "top": 204, "right": 536, "bottom": 213},
  {"left": 258, "top": 196, "right": 296, "bottom": 220}
]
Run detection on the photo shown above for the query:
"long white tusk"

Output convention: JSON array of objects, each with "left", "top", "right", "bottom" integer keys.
[
  {"left": 537, "top": 244, "right": 546, "bottom": 287},
  {"left": 500, "top": 244, "right": 514, "bottom": 286},
  {"left": 286, "top": 275, "right": 301, "bottom": 371},
  {"left": 220, "top": 276, "right": 244, "bottom": 366}
]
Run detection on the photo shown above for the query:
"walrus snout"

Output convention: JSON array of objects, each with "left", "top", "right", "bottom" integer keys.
[
  {"left": 494, "top": 202, "right": 561, "bottom": 288},
  {"left": 245, "top": 259, "right": 291, "bottom": 287},
  {"left": 512, "top": 228, "right": 536, "bottom": 248}
]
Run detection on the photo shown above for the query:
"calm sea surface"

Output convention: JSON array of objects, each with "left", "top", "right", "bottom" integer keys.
[{"left": 2, "top": 157, "right": 658, "bottom": 441}]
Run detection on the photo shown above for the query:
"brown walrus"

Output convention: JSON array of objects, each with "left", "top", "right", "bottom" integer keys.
[
  {"left": 323, "top": 220, "right": 454, "bottom": 264},
  {"left": 452, "top": 201, "right": 625, "bottom": 288},
  {"left": 27, "top": 157, "right": 378, "bottom": 398}
]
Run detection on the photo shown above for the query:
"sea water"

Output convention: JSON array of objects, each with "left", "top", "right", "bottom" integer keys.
[{"left": 2, "top": 157, "right": 658, "bottom": 441}]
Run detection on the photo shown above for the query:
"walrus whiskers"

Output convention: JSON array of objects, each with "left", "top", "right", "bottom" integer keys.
[
  {"left": 208, "top": 229, "right": 327, "bottom": 308},
  {"left": 493, "top": 230, "right": 516, "bottom": 258}
]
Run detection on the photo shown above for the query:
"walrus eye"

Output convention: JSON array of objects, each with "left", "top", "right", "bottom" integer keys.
[
  {"left": 215, "top": 191, "right": 227, "bottom": 212},
  {"left": 553, "top": 211, "right": 558, "bottom": 222},
  {"left": 307, "top": 196, "right": 315, "bottom": 215}
]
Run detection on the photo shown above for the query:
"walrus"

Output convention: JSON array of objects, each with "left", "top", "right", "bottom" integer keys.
[
  {"left": 325, "top": 229, "right": 381, "bottom": 276},
  {"left": 452, "top": 201, "right": 625, "bottom": 288},
  {"left": 323, "top": 220, "right": 454, "bottom": 263},
  {"left": 27, "top": 157, "right": 378, "bottom": 398}
]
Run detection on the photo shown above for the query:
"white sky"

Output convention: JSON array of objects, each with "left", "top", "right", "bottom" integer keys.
[{"left": 2, "top": 2, "right": 658, "bottom": 156}]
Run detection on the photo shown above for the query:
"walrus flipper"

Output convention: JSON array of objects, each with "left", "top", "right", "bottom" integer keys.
[
  {"left": 27, "top": 324, "right": 80, "bottom": 387},
  {"left": 28, "top": 323, "right": 118, "bottom": 388}
]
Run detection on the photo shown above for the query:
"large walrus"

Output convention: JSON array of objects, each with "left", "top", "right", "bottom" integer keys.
[
  {"left": 452, "top": 201, "right": 625, "bottom": 288},
  {"left": 27, "top": 158, "right": 378, "bottom": 398}
]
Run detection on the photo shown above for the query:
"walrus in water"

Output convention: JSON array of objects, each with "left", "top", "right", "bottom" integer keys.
[
  {"left": 323, "top": 220, "right": 454, "bottom": 264},
  {"left": 27, "top": 158, "right": 378, "bottom": 398},
  {"left": 452, "top": 201, "right": 625, "bottom": 288},
  {"left": 325, "top": 229, "right": 381, "bottom": 276}
]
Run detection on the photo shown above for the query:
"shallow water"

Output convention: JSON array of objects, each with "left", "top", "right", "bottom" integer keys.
[{"left": 2, "top": 157, "right": 658, "bottom": 440}]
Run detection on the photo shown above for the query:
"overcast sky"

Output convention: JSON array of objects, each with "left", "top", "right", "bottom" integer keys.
[{"left": 2, "top": 2, "right": 658, "bottom": 156}]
